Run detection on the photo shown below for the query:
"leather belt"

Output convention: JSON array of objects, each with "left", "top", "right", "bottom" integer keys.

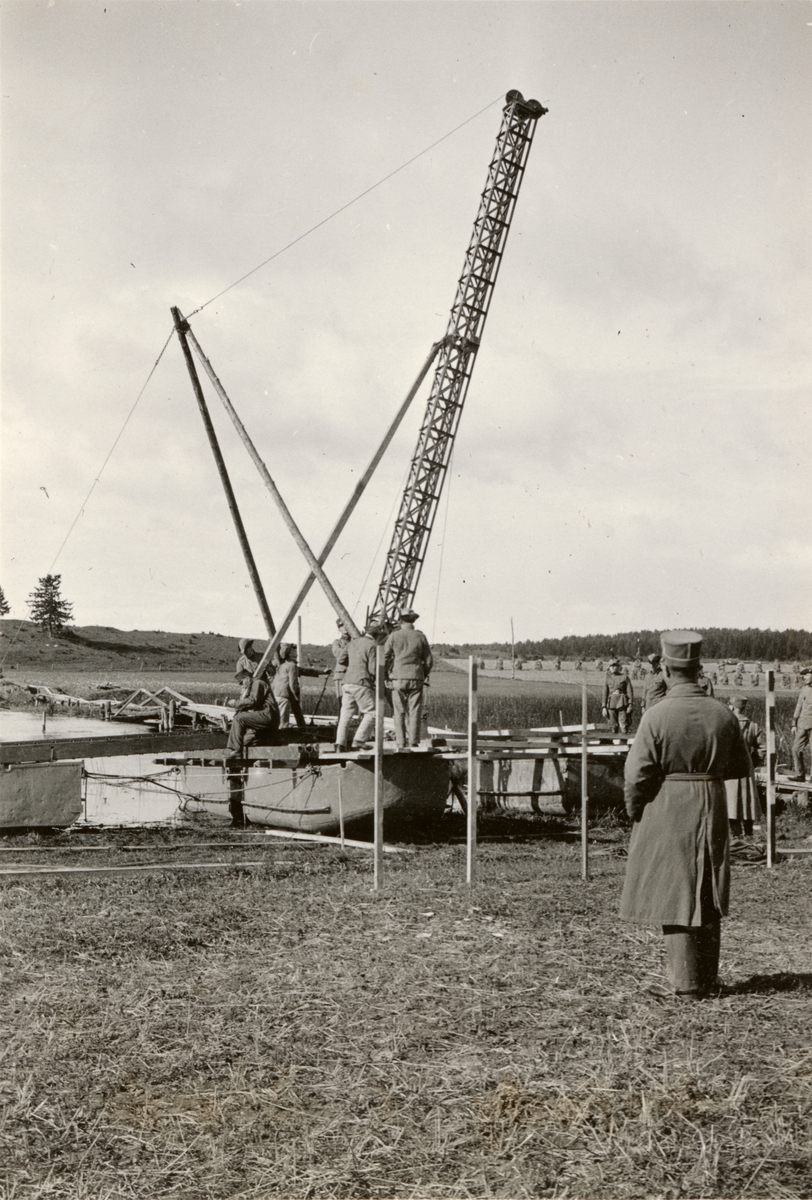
[{"left": 664, "top": 772, "right": 722, "bottom": 781}]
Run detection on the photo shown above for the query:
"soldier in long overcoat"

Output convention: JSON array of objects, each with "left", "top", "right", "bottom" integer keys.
[{"left": 620, "top": 631, "right": 751, "bottom": 998}]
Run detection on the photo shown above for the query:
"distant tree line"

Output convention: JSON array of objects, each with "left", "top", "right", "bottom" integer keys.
[{"left": 438, "top": 628, "right": 812, "bottom": 662}]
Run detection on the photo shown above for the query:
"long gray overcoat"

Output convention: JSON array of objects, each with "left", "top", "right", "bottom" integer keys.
[{"left": 620, "top": 683, "right": 751, "bottom": 926}]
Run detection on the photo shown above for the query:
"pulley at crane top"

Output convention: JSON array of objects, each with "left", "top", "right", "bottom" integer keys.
[{"left": 505, "top": 90, "right": 548, "bottom": 119}]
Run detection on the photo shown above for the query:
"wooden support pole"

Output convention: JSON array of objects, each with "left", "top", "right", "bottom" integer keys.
[
  {"left": 226, "top": 337, "right": 444, "bottom": 682},
  {"left": 765, "top": 668, "right": 776, "bottom": 868},
  {"left": 581, "top": 681, "right": 589, "bottom": 880},
  {"left": 373, "top": 644, "right": 385, "bottom": 891},
  {"left": 467, "top": 656, "right": 478, "bottom": 885},
  {"left": 297, "top": 615, "right": 303, "bottom": 666},
  {"left": 171, "top": 307, "right": 276, "bottom": 637},
  {"left": 175, "top": 314, "right": 358, "bottom": 637}
]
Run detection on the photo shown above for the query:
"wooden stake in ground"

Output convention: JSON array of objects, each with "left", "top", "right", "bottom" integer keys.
[
  {"left": 765, "top": 668, "right": 776, "bottom": 868},
  {"left": 373, "top": 643, "right": 385, "bottom": 891},
  {"left": 467, "top": 656, "right": 478, "bottom": 885},
  {"left": 581, "top": 681, "right": 589, "bottom": 881}
]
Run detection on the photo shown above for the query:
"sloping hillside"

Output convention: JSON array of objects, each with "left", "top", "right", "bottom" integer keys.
[{"left": 0, "top": 621, "right": 316, "bottom": 672}]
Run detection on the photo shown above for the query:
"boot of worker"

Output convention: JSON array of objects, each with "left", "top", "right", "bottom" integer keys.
[
  {"left": 697, "top": 919, "right": 721, "bottom": 995},
  {"left": 662, "top": 927, "right": 703, "bottom": 998}
]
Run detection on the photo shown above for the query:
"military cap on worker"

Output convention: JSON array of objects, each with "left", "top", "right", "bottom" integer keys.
[
  {"left": 399, "top": 609, "right": 419, "bottom": 622},
  {"left": 608, "top": 657, "right": 620, "bottom": 667},
  {"left": 647, "top": 652, "right": 661, "bottom": 666},
  {"left": 660, "top": 630, "right": 703, "bottom": 668},
  {"left": 365, "top": 620, "right": 384, "bottom": 636},
  {"left": 731, "top": 697, "right": 748, "bottom": 712},
  {"left": 238, "top": 638, "right": 254, "bottom": 653}
]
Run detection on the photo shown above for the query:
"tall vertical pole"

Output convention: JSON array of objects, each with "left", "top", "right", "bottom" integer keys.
[
  {"left": 765, "top": 668, "right": 776, "bottom": 868},
  {"left": 511, "top": 618, "right": 515, "bottom": 680},
  {"left": 467, "top": 656, "right": 478, "bottom": 884},
  {"left": 175, "top": 315, "right": 358, "bottom": 636},
  {"left": 297, "top": 616, "right": 302, "bottom": 666},
  {"left": 581, "top": 682, "right": 589, "bottom": 880},
  {"left": 373, "top": 643, "right": 385, "bottom": 891},
  {"left": 171, "top": 307, "right": 276, "bottom": 638}
]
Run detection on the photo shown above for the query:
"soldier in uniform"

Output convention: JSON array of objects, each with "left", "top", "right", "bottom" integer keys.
[
  {"left": 335, "top": 622, "right": 385, "bottom": 752},
  {"left": 697, "top": 666, "right": 715, "bottom": 697},
  {"left": 642, "top": 652, "right": 667, "bottom": 711},
  {"left": 330, "top": 620, "right": 351, "bottom": 701},
  {"left": 272, "top": 644, "right": 328, "bottom": 731},
  {"left": 725, "top": 697, "right": 765, "bottom": 836},
  {"left": 620, "top": 631, "right": 750, "bottom": 998},
  {"left": 384, "top": 609, "right": 433, "bottom": 750},
  {"left": 790, "top": 668, "right": 812, "bottom": 781},
  {"left": 602, "top": 658, "right": 634, "bottom": 734},
  {"left": 225, "top": 670, "right": 280, "bottom": 758}
]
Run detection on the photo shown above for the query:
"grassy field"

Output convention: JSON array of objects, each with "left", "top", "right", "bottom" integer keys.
[{"left": 1, "top": 808, "right": 811, "bottom": 1199}]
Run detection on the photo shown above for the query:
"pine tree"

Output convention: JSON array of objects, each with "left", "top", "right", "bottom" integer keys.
[
  {"left": 0, "top": 586, "right": 9, "bottom": 617},
  {"left": 27, "top": 574, "right": 73, "bottom": 636}
]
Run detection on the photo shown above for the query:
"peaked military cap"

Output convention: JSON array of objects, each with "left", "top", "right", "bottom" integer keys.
[
  {"left": 660, "top": 630, "right": 703, "bottom": 668},
  {"left": 731, "top": 697, "right": 748, "bottom": 712},
  {"left": 646, "top": 653, "right": 661, "bottom": 665}
]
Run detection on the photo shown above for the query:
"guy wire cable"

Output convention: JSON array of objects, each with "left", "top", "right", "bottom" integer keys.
[{"left": 186, "top": 93, "right": 505, "bottom": 319}]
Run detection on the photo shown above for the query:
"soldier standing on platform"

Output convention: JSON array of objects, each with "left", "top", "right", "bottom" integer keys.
[
  {"left": 602, "top": 658, "right": 634, "bottom": 733},
  {"left": 384, "top": 609, "right": 433, "bottom": 750},
  {"left": 642, "top": 652, "right": 667, "bottom": 711},
  {"left": 335, "top": 622, "right": 385, "bottom": 752},
  {"left": 620, "top": 631, "right": 751, "bottom": 998},
  {"left": 272, "top": 644, "right": 328, "bottom": 731},
  {"left": 790, "top": 668, "right": 812, "bottom": 781},
  {"left": 331, "top": 620, "right": 351, "bottom": 701}
]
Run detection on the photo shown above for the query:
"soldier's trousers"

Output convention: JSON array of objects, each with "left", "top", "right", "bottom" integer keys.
[
  {"left": 336, "top": 684, "right": 375, "bottom": 748},
  {"left": 276, "top": 695, "right": 306, "bottom": 731},
  {"left": 392, "top": 680, "right": 424, "bottom": 748},
  {"left": 661, "top": 847, "right": 720, "bottom": 996},
  {"left": 608, "top": 707, "right": 630, "bottom": 734},
  {"left": 226, "top": 708, "right": 279, "bottom": 755},
  {"left": 792, "top": 725, "right": 811, "bottom": 777}
]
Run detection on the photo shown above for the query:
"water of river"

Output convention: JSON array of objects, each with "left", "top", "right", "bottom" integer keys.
[{"left": 1, "top": 711, "right": 193, "bottom": 826}]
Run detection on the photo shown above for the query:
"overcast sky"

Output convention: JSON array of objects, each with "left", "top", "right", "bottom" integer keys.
[{"left": 1, "top": 0, "right": 809, "bottom": 647}]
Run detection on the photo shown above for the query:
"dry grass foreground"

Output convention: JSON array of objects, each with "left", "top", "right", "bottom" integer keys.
[{"left": 1, "top": 814, "right": 811, "bottom": 1200}]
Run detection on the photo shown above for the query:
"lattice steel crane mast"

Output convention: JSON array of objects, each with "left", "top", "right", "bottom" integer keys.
[{"left": 368, "top": 90, "right": 547, "bottom": 626}]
